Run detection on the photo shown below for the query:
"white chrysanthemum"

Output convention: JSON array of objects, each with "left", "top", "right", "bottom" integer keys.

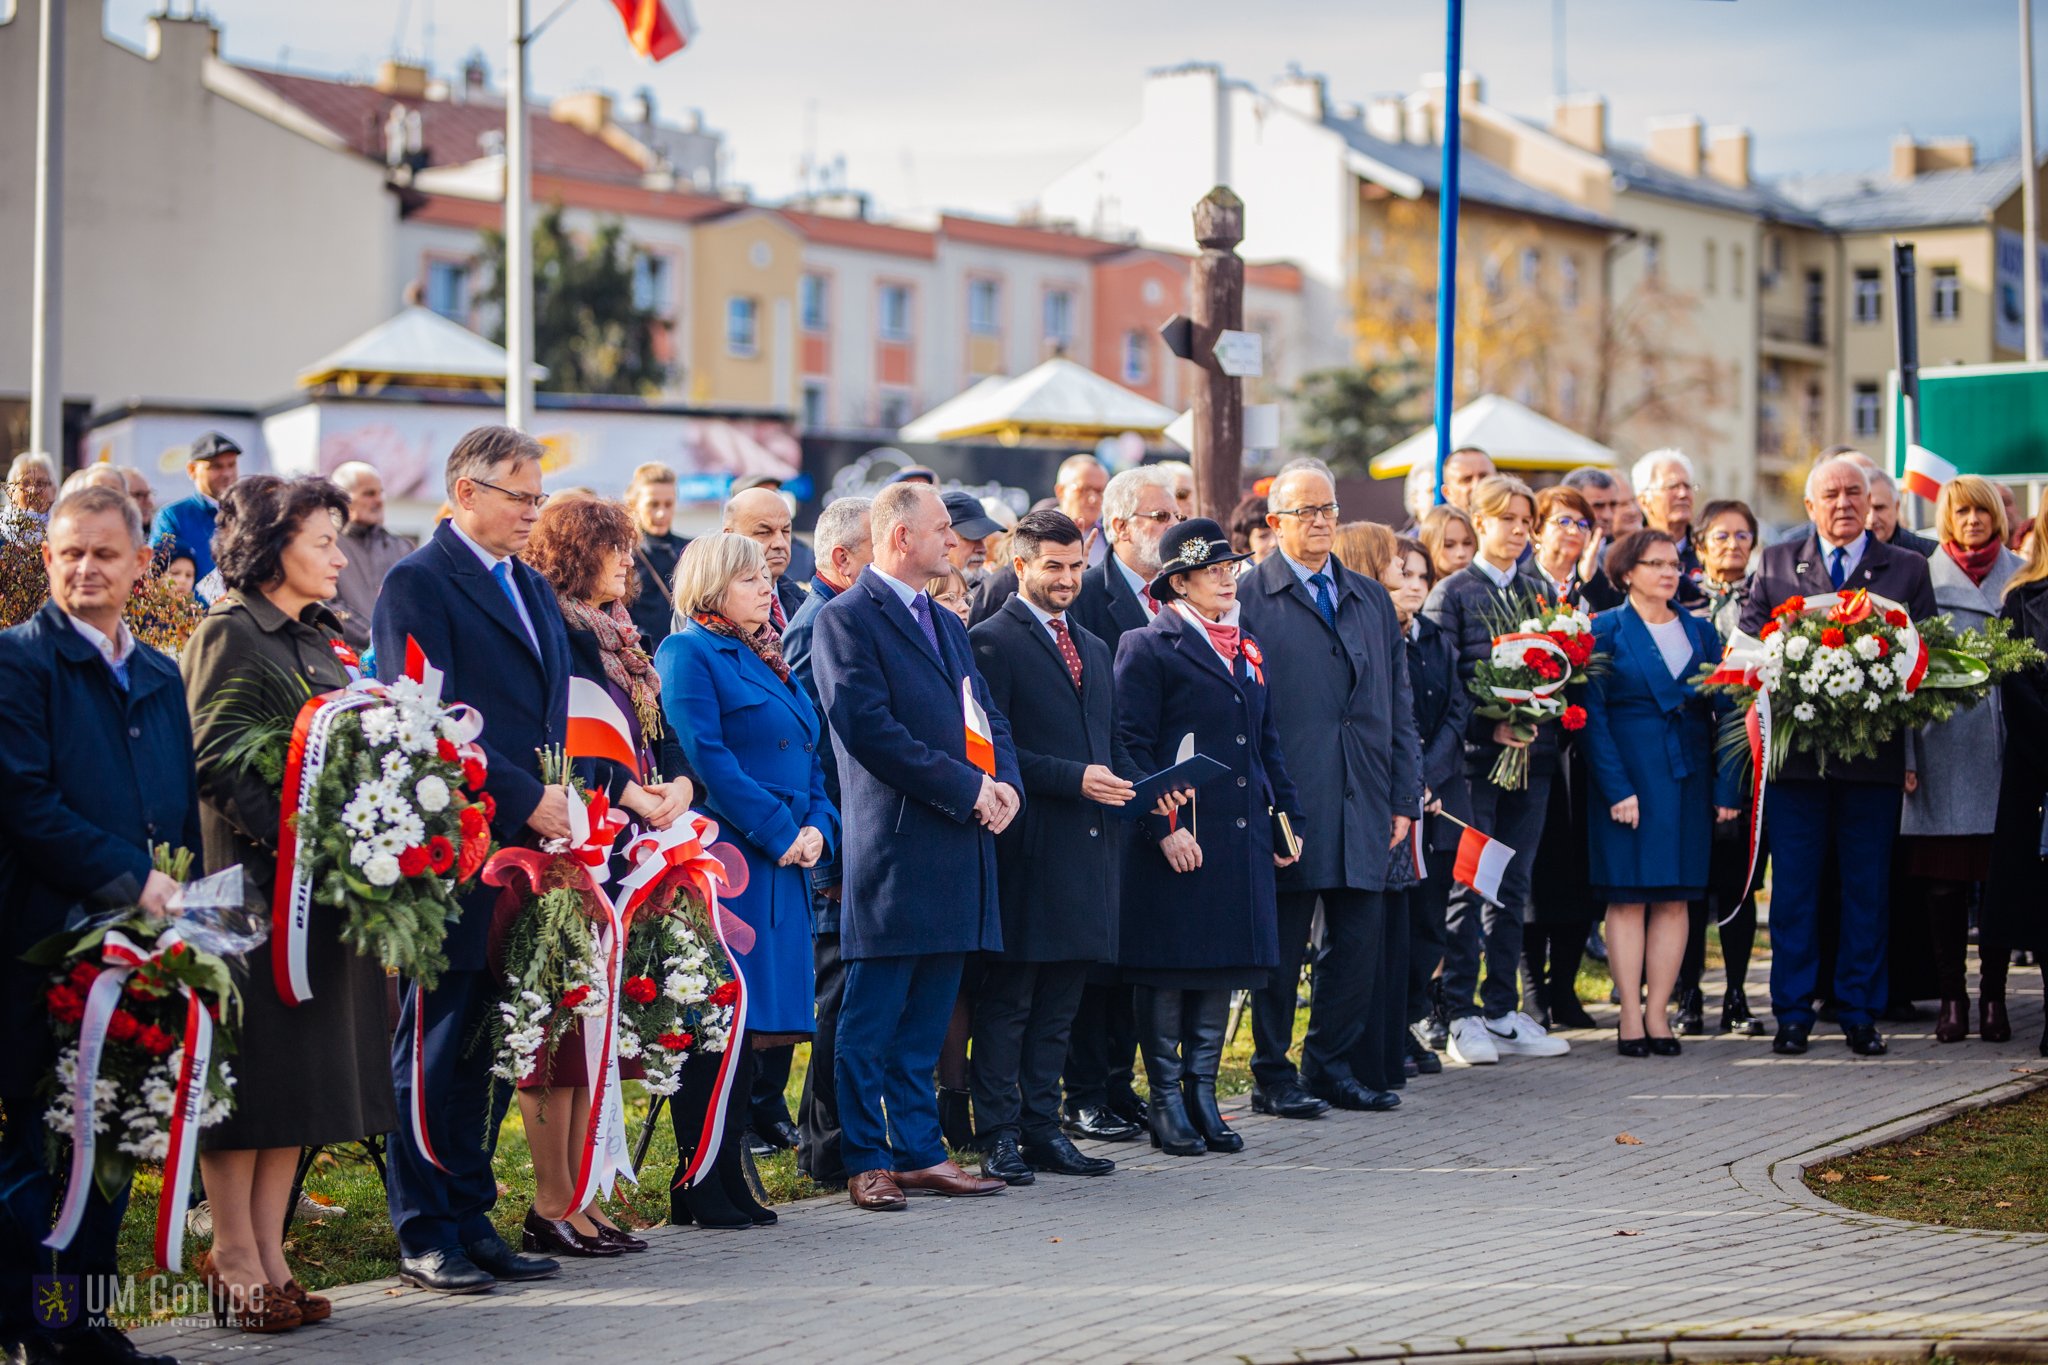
[
  {"left": 415, "top": 775, "right": 451, "bottom": 813},
  {"left": 1792, "top": 702, "right": 1817, "bottom": 722},
  {"left": 1763, "top": 635, "right": 1785, "bottom": 660},
  {"left": 348, "top": 840, "right": 375, "bottom": 868},
  {"left": 1756, "top": 660, "right": 1784, "bottom": 690},
  {"left": 360, "top": 708, "right": 399, "bottom": 745},
  {"left": 1863, "top": 693, "right": 1883, "bottom": 711},
  {"left": 1853, "top": 634, "right": 1886, "bottom": 660},
  {"left": 1517, "top": 618, "right": 1544, "bottom": 634},
  {"left": 1867, "top": 663, "right": 1893, "bottom": 689},
  {"left": 1785, "top": 635, "right": 1811, "bottom": 661},
  {"left": 380, "top": 750, "right": 411, "bottom": 782},
  {"left": 363, "top": 853, "right": 402, "bottom": 886}
]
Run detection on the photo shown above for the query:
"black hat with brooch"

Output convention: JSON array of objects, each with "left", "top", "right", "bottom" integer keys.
[{"left": 1149, "top": 517, "right": 1249, "bottom": 601}]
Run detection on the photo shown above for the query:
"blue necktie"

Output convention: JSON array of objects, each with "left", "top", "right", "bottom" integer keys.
[
  {"left": 492, "top": 560, "right": 540, "bottom": 651},
  {"left": 911, "top": 592, "right": 941, "bottom": 655},
  {"left": 1828, "top": 546, "right": 1848, "bottom": 590},
  {"left": 1308, "top": 572, "right": 1336, "bottom": 628}
]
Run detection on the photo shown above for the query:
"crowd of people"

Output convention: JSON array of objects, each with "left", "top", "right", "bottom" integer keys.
[{"left": 3, "top": 425, "right": 2047, "bottom": 1364}]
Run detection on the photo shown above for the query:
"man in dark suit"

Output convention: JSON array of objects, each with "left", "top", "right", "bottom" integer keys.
[
  {"left": 968, "top": 511, "right": 1137, "bottom": 1183},
  {"left": 1866, "top": 470, "right": 1938, "bottom": 558},
  {"left": 1738, "top": 455, "right": 1937, "bottom": 1057},
  {"left": 723, "top": 486, "right": 808, "bottom": 630},
  {"left": 373, "top": 426, "right": 572, "bottom": 1293},
  {"left": 1240, "top": 461, "right": 1423, "bottom": 1116},
  {"left": 0, "top": 487, "right": 191, "bottom": 1365},
  {"left": 811, "top": 482, "right": 1022, "bottom": 1211},
  {"left": 783, "top": 496, "right": 873, "bottom": 1186}
]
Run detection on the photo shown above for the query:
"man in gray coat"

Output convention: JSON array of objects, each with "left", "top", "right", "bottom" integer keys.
[{"left": 1239, "top": 460, "right": 1423, "bottom": 1116}]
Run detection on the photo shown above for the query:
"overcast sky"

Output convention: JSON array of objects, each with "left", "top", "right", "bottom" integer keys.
[{"left": 103, "top": 0, "right": 2048, "bottom": 222}]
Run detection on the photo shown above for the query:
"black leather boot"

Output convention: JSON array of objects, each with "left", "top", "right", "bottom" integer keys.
[
  {"left": 669, "top": 1051, "right": 756, "bottom": 1229},
  {"left": 1720, "top": 984, "right": 1764, "bottom": 1036},
  {"left": 1675, "top": 986, "right": 1706, "bottom": 1036},
  {"left": 720, "top": 1046, "right": 777, "bottom": 1224},
  {"left": 1134, "top": 987, "right": 1202, "bottom": 1156},
  {"left": 937, "top": 1086, "right": 976, "bottom": 1152},
  {"left": 1180, "top": 989, "right": 1243, "bottom": 1153}
]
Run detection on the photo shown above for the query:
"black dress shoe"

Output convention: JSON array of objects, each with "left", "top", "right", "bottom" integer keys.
[
  {"left": 1021, "top": 1133, "right": 1116, "bottom": 1176},
  {"left": 1615, "top": 1036, "right": 1650, "bottom": 1058},
  {"left": 40, "top": 1326, "right": 178, "bottom": 1365},
  {"left": 1249, "top": 1077, "right": 1330, "bottom": 1119},
  {"left": 522, "top": 1206, "right": 620, "bottom": 1258},
  {"left": 754, "top": 1116, "right": 800, "bottom": 1151},
  {"left": 1674, "top": 987, "right": 1706, "bottom": 1036},
  {"left": 978, "top": 1134, "right": 1036, "bottom": 1185},
  {"left": 1844, "top": 1023, "right": 1889, "bottom": 1056},
  {"left": 1773, "top": 1020, "right": 1812, "bottom": 1055},
  {"left": 1720, "top": 985, "right": 1764, "bottom": 1036},
  {"left": 1106, "top": 1091, "right": 1149, "bottom": 1131},
  {"left": 1549, "top": 997, "right": 1599, "bottom": 1031},
  {"left": 463, "top": 1230, "right": 558, "bottom": 1281},
  {"left": 398, "top": 1247, "right": 496, "bottom": 1294},
  {"left": 1647, "top": 1036, "right": 1683, "bottom": 1057},
  {"left": 1310, "top": 1076, "right": 1400, "bottom": 1112},
  {"left": 743, "top": 1127, "right": 775, "bottom": 1158},
  {"left": 595, "top": 1224, "right": 648, "bottom": 1252},
  {"left": 1061, "top": 1103, "right": 1142, "bottom": 1142}
]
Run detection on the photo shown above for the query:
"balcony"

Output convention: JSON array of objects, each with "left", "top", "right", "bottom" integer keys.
[{"left": 1760, "top": 310, "right": 1827, "bottom": 363}]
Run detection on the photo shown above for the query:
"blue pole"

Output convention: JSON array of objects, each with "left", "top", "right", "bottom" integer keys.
[{"left": 1432, "top": 0, "right": 1463, "bottom": 505}]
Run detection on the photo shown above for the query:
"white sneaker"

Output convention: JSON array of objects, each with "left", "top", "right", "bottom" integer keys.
[
  {"left": 1486, "top": 1011, "right": 1570, "bottom": 1057},
  {"left": 1446, "top": 1016, "right": 1500, "bottom": 1065}
]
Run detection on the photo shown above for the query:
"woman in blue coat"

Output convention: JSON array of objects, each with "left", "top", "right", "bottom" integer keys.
[
  {"left": 1117, "top": 519, "right": 1302, "bottom": 1157},
  {"left": 656, "top": 533, "right": 837, "bottom": 1225},
  {"left": 1581, "top": 529, "right": 1741, "bottom": 1058}
]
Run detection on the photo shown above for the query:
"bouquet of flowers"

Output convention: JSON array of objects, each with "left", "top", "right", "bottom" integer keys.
[
  {"left": 1697, "top": 588, "right": 2043, "bottom": 778},
  {"left": 1466, "top": 592, "right": 1604, "bottom": 789},
  {"left": 25, "top": 851, "right": 265, "bottom": 1272}
]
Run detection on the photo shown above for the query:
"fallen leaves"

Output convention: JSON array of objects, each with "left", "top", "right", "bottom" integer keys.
[
  {"left": 1049, "top": 1237, "right": 1061, "bottom": 1242},
  {"left": 1996, "top": 1201, "right": 2014, "bottom": 1208},
  {"left": 1867, "top": 1175, "right": 1891, "bottom": 1182},
  {"left": 1614, "top": 1228, "right": 1642, "bottom": 1236},
  {"left": 1615, "top": 1133, "right": 1644, "bottom": 1145},
  {"left": 1820, "top": 1170, "right": 1845, "bottom": 1184},
  {"left": 496, "top": 1181, "right": 512, "bottom": 1197},
  {"left": 384, "top": 1289, "right": 403, "bottom": 1297}
]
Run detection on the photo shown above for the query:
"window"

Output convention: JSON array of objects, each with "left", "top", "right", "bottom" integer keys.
[
  {"left": 1559, "top": 370, "right": 1578, "bottom": 420},
  {"left": 1732, "top": 244, "right": 1745, "bottom": 299},
  {"left": 1764, "top": 234, "right": 1784, "bottom": 289},
  {"left": 1932, "top": 265, "right": 1960, "bottom": 322},
  {"left": 800, "top": 274, "right": 828, "bottom": 332},
  {"left": 1043, "top": 289, "right": 1074, "bottom": 349},
  {"left": 1805, "top": 269, "right": 1826, "bottom": 344},
  {"left": 1560, "top": 256, "right": 1580, "bottom": 312},
  {"left": 1853, "top": 382, "right": 1882, "bottom": 437},
  {"left": 1520, "top": 248, "right": 1540, "bottom": 288},
  {"left": 877, "top": 284, "right": 911, "bottom": 341},
  {"left": 726, "top": 296, "right": 759, "bottom": 357},
  {"left": 878, "top": 392, "right": 912, "bottom": 429},
  {"left": 801, "top": 382, "right": 828, "bottom": 428},
  {"left": 1854, "top": 269, "right": 1883, "bottom": 325},
  {"left": 968, "top": 278, "right": 1001, "bottom": 336},
  {"left": 1644, "top": 234, "right": 1662, "bottom": 278},
  {"left": 426, "top": 260, "right": 468, "bottom": 320},
  {"left": 631, "top": 253, "right": 672, "bottom": 314},
  {"left": 1121, "top": 330, "right": 1149, "bottom": 385},
  {"left": 1483, "top": 257, "right": 1504, "bottom": 299},
  {"left": 1705, "top": 240, "right": 1718, "bottom": 295}
]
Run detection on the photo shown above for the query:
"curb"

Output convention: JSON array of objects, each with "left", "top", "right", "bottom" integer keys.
[{"left": 1252, "top": 1338, "right": 2048, "bottom": 1365}]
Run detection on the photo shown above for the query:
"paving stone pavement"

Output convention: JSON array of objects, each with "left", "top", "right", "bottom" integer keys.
[{"left": 135, "top": 966, "right": 2048, "bottom": 1364}]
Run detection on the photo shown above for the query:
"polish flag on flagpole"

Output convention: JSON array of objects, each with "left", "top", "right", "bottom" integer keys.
[
  {"left": 566, "top": 677, "right": 641, "bottom": 778},
  {"left": 962, "top": 677, "right": 997, "bottom": 776},
  {"left": 1902, "top": 444, "right": 1957, "bottom": 503},
  {"left": 1452, "top": 826, "right": 1516, "bottom": 906},
  {"left": 608, "top": 0, "right": 695, "bottom": 61},
  {"left": 1409, "top": 818, "right": 1428, "bottom": 881}
]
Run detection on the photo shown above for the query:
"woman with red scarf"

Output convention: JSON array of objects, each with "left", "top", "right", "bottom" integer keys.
[
  {"left": 1902, "top": 475, "right": 2023, "bottom": 1043},
  {"left": 1114, "top": 518, "right": 1302, "bottom": 1158}
]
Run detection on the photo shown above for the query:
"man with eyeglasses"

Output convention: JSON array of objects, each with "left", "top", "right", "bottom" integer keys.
[
  {"left": 1241, "top": 459, "right": 1421, "bottom": 1117},
  {"left": 1630, "top": 449, "right": 1707, "bottom": 607},
  {"left": 1, "top": 453, "right": 56, "bottom": 546},
  {"left": 1562, "top": 466, "right": 1627, "bottom": 611}
]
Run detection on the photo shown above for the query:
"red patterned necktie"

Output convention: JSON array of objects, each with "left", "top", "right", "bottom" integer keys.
[
  {"left": 770, "top": 590, "right": 786, "bottom": 632},
  {"left": 1049, "top": 618, "right": 1084, "bottom": 690}
]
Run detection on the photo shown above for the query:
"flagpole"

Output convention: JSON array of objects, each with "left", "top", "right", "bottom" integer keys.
[
  {"left": 506, "top": 0, "right": 534, "bottom": 434},
  {"left": 1431, "top": 0, "right": 1464, "bottom": 505},
  {"left": 29, "top": 0, "right": 65, "bottom": 463},
  {"left": 2024, "top": 0, "right": 2042, "bottom": 364}
]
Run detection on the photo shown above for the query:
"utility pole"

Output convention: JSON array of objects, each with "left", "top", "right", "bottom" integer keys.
[
  {"left": 505, "top": 0, "right": 534, "bottom": 433},
  {"left": 30, "top": 0, "right": 65, "bottom": 464},
  {"left": 1190, "top": 187, "right": 1244, "bottom": 523},
  {"left": 2024, "top": 0, "right": 2042, "bottom": 362}
]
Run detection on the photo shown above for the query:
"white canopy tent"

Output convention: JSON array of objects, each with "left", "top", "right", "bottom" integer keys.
[
  {"left": 296, "top": 306, "right": 547, "bottom": 391},
  {"left": 1369, "top": 394, "right": 1617, "bottom": 480},
  {"left": 899, "top": 359, "right": 1178, "bottom": 445}
]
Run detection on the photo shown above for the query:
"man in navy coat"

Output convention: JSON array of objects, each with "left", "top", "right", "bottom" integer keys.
[
  {"left": 1738, "top": 455, "right": 1936, "bottom": 1057},
  {"left": 0, "top": 486, "right": 192, "bottom": 1365},
  {"left": 811, "top": 481, "right": 1022, "bottom": 1211},
  {"left": 373, "top": 426, "right": 573, "bottom": 1292}
]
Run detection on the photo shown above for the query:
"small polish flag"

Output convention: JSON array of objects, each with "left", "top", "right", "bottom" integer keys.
[
  {"left": 962, "top": 676, "right": 997, "bottom": 776},
  {"left": 566, "top": 676, "right": 641, "bottom": 778},
  {"left": 1902, "top": 444, "right": 1957, "bottom": 503},
  {"left": 609, "top": 0, "right": 694, "bottom": 62},
  {"left": 404, "top": 635, "right": 444, "bottom": 699},
  {"left": 1409, "top": 819, "right": 1428, "bottom": 881},
  {"left": 1452, "top": 826, "right": 1515, "bottom": 906}
]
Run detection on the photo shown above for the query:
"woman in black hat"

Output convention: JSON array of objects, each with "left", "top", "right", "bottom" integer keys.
[{"left": 1114, "top": 518, "right": 1303, "bottom": 1156}]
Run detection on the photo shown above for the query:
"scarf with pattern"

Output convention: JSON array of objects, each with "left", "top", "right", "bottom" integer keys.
[
  {"left": 558, "top": 596, "right": 663, "bottom": 743},
  {"left": 692, "top": 611, "right": 793, "bottom": 685}
]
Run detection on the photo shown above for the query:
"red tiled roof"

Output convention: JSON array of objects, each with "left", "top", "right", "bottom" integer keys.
[
  {"left": 1246, "top": 261, "right": 1303, "bottom": 292},
  {"left": 778, "top": 209, "right": 937, "bottom": 259},
  {"left": 939, "top": 214, "right": 1130, "bottom": 259}
]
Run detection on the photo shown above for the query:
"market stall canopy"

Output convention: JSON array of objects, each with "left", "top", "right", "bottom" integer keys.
[
  {"left": 296, "top": 306, "right": 548, "bottom": 393},
  {"left": 900, "top": 359, "right": 1179, "bottom": 446},
  {"left": 1369, "top": 394, "right": 1616, "bottom": 479}
]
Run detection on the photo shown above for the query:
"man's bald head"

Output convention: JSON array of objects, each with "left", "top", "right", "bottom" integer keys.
[{"left": 723, "top": 486, "right": 794, "bottom": 579}]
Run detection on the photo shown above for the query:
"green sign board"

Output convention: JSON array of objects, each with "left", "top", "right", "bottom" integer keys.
[{"left": 1888, "top": 362, "right": 2048, "bottom": 482}]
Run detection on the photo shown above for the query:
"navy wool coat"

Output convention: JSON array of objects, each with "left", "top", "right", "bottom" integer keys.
[
  {"left": 1114, "top": 607, "right": 1301, "bottom": 973},
  {"left": 0, "top": 601, "right": 202, "bottom": 1096},
  {"left": 1406, "top": 612, "right": 1474, "bottom": 853},
  {"left": 373, "top": 522, "right": 571, "bottom": 971},
  {"left": 810, "top": 568, "right": 1021, "bottom": 960},
  {"left": 782, "top": 572, "right": 845, "bottom": 925},
  {"left": 1237, "top": 553, "right": 1421, "bottom": 892},
  {"left": 1423, "top": 560, "right": 1565, "bottom": 777}
]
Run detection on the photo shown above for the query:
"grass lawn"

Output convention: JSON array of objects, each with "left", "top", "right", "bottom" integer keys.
[{"left": 1804, "top": 1083, "right": 2048, "bottom": 1232}]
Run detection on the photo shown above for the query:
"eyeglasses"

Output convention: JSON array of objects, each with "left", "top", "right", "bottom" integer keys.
[
  {"left": 1646, "top": 481, "right": 1698, "bottom": 496},
  {"left": 1635, "top": 557, "right": 1683, "bottom": 571},
  {"left": 1130, "top": 510, "right": 1189, "bottom": 524},
  {"left": 1274, "top": 503, "right": 1341, "bottom": 523},
  {"left": 1704, "top": 530, "right": 1755, "bottom": 547},
  {"left": 469, "top": 477, "right": 550, "bottom": 511},
  {"left": 1545, "top": 516, "right": 1591, "bottom": 533}
]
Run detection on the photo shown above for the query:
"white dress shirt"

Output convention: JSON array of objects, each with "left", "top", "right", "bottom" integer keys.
[
  {"left": 1815, "top": 529, "right": 1870, "bottom": 585},
  {"left": 1018, "top": 592, "right": 1068, "bottom": 646},
  {"left": 1113, "top": 552, "right": 1157, "bottom": 615},
  {"left": 870, "top": 566, "right": 923, "bottom": 609},
  {"left": 1473, "top": 554, "right": 1519, "bottom": 590}
]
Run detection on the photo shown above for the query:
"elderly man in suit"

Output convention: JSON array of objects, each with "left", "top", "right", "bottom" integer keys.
[
  {"left": 968, "top": 510, "right": 1140, "bottom": 1183},
  {"left": 723, "top": 485, "right": 808, "bottom": 631},
  {"left": 811, "top": 481, "right": 1023, "bottom": 1211},
  {"left": 0, "top": 486, "right": 191, "bottom": 1365},
  {"left": 1738, "top": 455, "right": 1937, "bottom": 1057},
  {"left": 783, "top": 496, "right": 873, "bottom": 1186},
  {"left": 373, "top": 426, "right": 573, "bottom": 1293},
  {"left": 1240, "top": 460, "right": 1423, "bottom": 1116}
]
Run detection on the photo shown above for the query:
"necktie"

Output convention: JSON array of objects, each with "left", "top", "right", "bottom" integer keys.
[
  {"left": 492, "top": 560, "right": 540, "bottom": 651},
  {"left": 1049, "top": 618, "right": 1084, "bottom": 690},
  {"left": 770, "top": 590, "right": 786, "bottom": 633},
  {"left": 1308, "top": 572, "right": 1336, "bottom": 627},
  {"left": 1139, "top": 583, "right": 1159, "bottom": 616},
  {"left": 910, "top": 592, "right": 941, "bottom": 655},
  {"left": 1828, "top": 546, "right": 1848, "bottom": 590}
]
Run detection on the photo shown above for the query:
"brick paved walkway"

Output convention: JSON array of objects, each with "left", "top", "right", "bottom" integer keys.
[{"left": 135, "top": 966, "right": 2048, "bottom": 1364}]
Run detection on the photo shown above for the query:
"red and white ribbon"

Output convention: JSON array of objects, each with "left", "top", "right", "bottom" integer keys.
[
  {"left": 569, "top": 883, "right": 635, "bottom": 1209},
  {"left": 1728, "top": 690, "right": 1772, "bottom": 923},
  {"left": 1485, "top": 631, "right": 1572, "bottom": 704},
  {"left": 272, "top": 690, "right": 379, "bottom": 1006},
  {"left": 47, "top": 929, "right": 214, "bottom": 1274}
]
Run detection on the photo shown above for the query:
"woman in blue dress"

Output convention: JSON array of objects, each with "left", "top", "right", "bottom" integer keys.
[
  {"left": 1582, "top": 529, "right": 1741, "bottom": 1057},
  {"left": 657, "top": 532, "right": 837, "bottom": 1224}
]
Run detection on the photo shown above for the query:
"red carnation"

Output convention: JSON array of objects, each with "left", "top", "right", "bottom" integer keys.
[
  {"left": 1773, "top": 595, "right": 1807, "bottom": 619},
  {"left": 1869, "top": 636, "right": 1889, "bottom": 658},
  {"left": 1560, "top": 705, "right": 1587, "bottom": 731},
  {"left": 437, "top": 738, "right": 459, "bottom": 763},
  {"left": 398, "top": 846, "right": 432, "bottom": 879},
  {"left": 69, "top": 961, "right": 98, "bottom": 991},
  {"left": 46, "top": 984, "right": 86, "bottom": 1025},
  {"left": 658, "top": 1031, "right": 693, "bottom": 1052},
  {"left": 558, "top": 985, "right": 591, "bottom": 1010},
  {"left": 460, "top": 804, "right": 488, "bottom": 840},
  {"left": 1820, "top": 628, "right": 1846, "bottom": 649},
  {"left": 1759, "top": 621, "right": 1780, "bottom": 638},
  {"left": 427, "top": 835, "right": 456, "bottom": 873},
  {"left": 1885, "top": 608, "right": 1909, "bottom": 628},
  {"left": 106, "top": 1010, "right": 141, "bottom": 1044},
  {"left": 706, "top": 981, "right": 740, "bottom": 1008},
  {"left": 480, "top": 792, "right": 497, "bottom": 824},
  {"left": 124, "top": 976, "right": 165, "bottom": 1002},
  {"left": 462, "top": 758, "right": 487, "bottom": 790},
  {"left": 624, "top": 976, "right": 658, "bottom": 1004},
  {"left": 138, "top": 1024, "right": 177, "bottom": 1056}
]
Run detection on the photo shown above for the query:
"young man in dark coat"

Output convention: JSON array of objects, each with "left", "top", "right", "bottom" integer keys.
[
  {"left": 0, "top": 485, "right": 193, "bottom": 1365},
  {"left": 969, "top": 511, "right": 1141, "bottom": 1183}
]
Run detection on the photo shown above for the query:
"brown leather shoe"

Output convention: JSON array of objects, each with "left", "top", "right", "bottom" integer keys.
[
  {"left": 1982, "top": 997, "right": 2013, "bottom": 1043},
  {"left": 892, "top": 1159, "right": 1007, "bottom": 1198},
  {"left": 277, "top": 1278, "right": 331, "bottom": 1324},
  {"left": 847, "top": 1169, "right": 907, "bottom": 1211},
  {"left": 1936, "top": 997, "right": 1969, "bottom": 1043}
]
